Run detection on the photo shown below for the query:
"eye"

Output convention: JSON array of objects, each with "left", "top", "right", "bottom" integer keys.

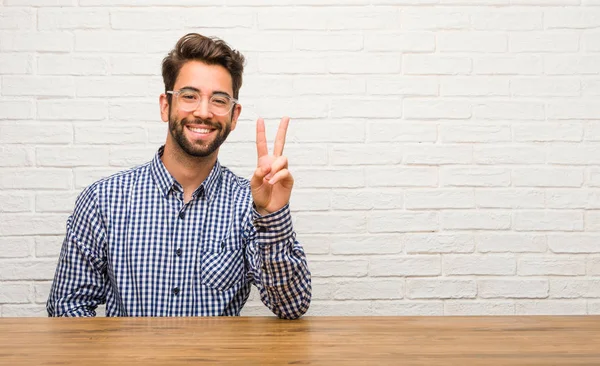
[
  {"left": 180, "top": 91, "right": 199, "bottom": 101},
  {"left": 211, "top": 96, "right": 229, "bottom": 106}
]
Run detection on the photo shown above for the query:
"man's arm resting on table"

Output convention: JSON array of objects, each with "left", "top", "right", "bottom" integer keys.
[
  {"left": 47, "top": 184, "right": 107, "bottom": 317},
  {"left": 245, "top": 204, "right": 311, "bottom": 320}
]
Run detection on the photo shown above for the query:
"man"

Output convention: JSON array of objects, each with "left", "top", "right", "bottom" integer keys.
[{"left": 46, "top": 33, "right": 312, "bottom": 319}]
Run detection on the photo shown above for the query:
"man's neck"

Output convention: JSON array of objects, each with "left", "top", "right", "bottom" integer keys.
[{"left": 161, "top": 142, "right": 217, "bottom": 203}]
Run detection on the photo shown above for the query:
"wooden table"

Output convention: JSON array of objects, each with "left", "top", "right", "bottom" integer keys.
[{"left": 0, "top": 316, "right": 599, "bottom": 365}]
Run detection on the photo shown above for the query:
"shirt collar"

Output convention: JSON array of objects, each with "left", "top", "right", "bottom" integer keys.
[{"left": 150, "top": 145, "right": 222, "bottom": 202}]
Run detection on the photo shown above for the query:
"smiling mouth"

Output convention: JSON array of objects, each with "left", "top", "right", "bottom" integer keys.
[{"left": 185, "top": 125, "right": 218, "bottom": 135}]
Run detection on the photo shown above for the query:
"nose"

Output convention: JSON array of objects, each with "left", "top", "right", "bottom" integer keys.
[{"left": 192, "top": 98, "right": 213, "bottom": 119}]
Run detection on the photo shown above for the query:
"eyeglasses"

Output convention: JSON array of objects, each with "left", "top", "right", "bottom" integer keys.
[{"left": 166, "top": 89, "right": 238, "bottom": 116}]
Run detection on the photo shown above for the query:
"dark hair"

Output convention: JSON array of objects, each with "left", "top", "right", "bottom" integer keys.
[{"left": 162, "top": 33, "right": 245, "bottom": 101}]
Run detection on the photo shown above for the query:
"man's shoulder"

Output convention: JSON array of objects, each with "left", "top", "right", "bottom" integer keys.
[{"left": 82, "top": 161, "right": 152, "bottom": 197}]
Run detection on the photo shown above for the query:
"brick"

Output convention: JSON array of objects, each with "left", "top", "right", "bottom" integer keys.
[
  {"left": 591, "top": 168, "right": 600, "bottom": 187},
  {"left": 260, "top": 54, "right": 327, "bottom": 74},
  {"left": 370, "top": 256, "right": 441, "bottom": 276},
  {"left": 290, "top": 190, "right": 330, "bottom": 212},
  {"left": 545, "top": 9, "right": 600, "bottom": 29},
  {"left": 309, "top": 260, "right": 368, "bottom": 277},
  {"left": 366, "top": 167, "right": 437, "bottom": 187},
  {"left": 0, "top": 8, "right": 34, "bottom": 30},
  {"left": 368, "top": 122, "right": 437, "bottom": 143},
  {"left": 246, "top": 97, "right": 328, "bottom": 119},
  {"left": 0, "top": 146, "right": 33, "bottom": 167},
  {"left": 108, "top": 10, "right": 177, "bottom": 30},
  {"left": 294, "top": 168, "right": 363, "bottom": 188},
  {"left": 405, "top": 233, "right": 475, "bottom": 254},
  {"left": 474, "top": 146, "right": 545, "bottom": 164},
  {"left": 401, "top": 9, "right": 469, "bottom": 30},
  {"left": 36, "top": 192, "right": 78, "bottom": 213},
  {"left": 479, "top": 279, "right": 548, "bottom": 299},
  {"left": 515, "top": 300, "right": 587, "bottom": 315},
  {"left": 582, "top": 79, "right": 600, "bottom": 96},
  {"left": 548, "top": 101, "right": 600, "bottom": 119},
  {"left": 514, "top": 123, "right": 582, "bottom": 142},
  {"left": 35, "top": 236, "right": 64, "bottom": 258},
  {"left": 331, "top": 98, "right": 403, "bottom": 118},
  {"left": 0, "top": 169, "right": 71, "bottom": 190},
  {"left": 546, "top": 189, "right": 600, "bottom": 209},
  {"left": 442, "top": 210, "right": 511, "bottom": 230},
  {"left": 0, "top": 53, "right": 33, "bottom": 74},
  {"left": 444, "top": 255, "right": 516, "bottom": 275},
  {"left": 368, "top": 211, "right": 438, "bottom": 233},
  {"left": 513, "top": 168, "right": 584, "bottom": 187},
  {"left": 38, "top": 54, "right": 108, "bottom": 76},
  {"left": 474, "top": 55, "right": 542, "bottom": 75},
  {"left": 0, "top": 192, "right": 33, "bottom": 213},
  {"left": 588, "top": 257, "right": 600, "bottom": 275},
  {"left": 329, "top": 54, "right": 400, "bottom": 74},
  {"left": 0, "top": 32, "right": 72, "bottom": 52},
  {"left": 1, "top": 305, "right": 47, "bottom": 317},
  {"left": 407, "top": 279, "right": 476, "bottom": 299},
  {"left": 285, "top": 120, "right": 365, "bottom": 143},
  {"left": 445, "top": 301, "right": 515, "bottom": 315},
  {"left": 370, "top": 301, "right": 443, "bottom": 316},
  {"left": 511, "top": 78, "right": 580, "bottom": 97},
  {"left": 329, "top": 234, "right": 403, "bottom": 255},
  {"left": 440, "top": 124, "right": 511, "bottom": 143},
  {"left": 477, "top": 233, "right": 547, "bottom": 253},
  {"left": 110, "top": 54, "right": 162, "bottom": 76},
  {"left": 295, "top": 212, "right": 366, "bottom": 234},
  {"left": 586, "top": 211, "right": 600, "bottom": 231},
  {"left": 441, "top": 167, "right": 511, "bottom": 187},
  {"left": 364, "top": 32, "right": 434, "bottom": 52},
  {"left": 0, "top": 259, "right": 58, "bottom": 280},
  {"left": 109, "top": 101, "right": 156, "bottom": 121},
  {"left": 405, "top": 189, "right": 475, "bottom": 209},
  {"left": 550, "top": 279, "right": 600, "bottom": 298},
  {"left": 222, "top": 33, "right": 294, "bottom": 52},
  {"left": 404, "top": 55, "right": 471, "bottom": 75},
  {"left": 331, "top": 189, "right": 404, "bottom": 210},
  {"left": 0, "top": 283, "right": 32, "bottom": 303},
  {"left": 404, "top": 99, "right": 471, "bottom": 119},
  {"left": 367, "top": 76, "right": 438, "bottom": 97},
  {"left": 545, "top": 55, "right": 600, "bottom": 75},
  {"left": 334, "top": 279, "right": 404, "bottom": 300},
  {"left": 108, "top": 147, "right": 163, "bottom": 167},
  {"left": 475, "top": 189, "right": 545, "bottom": 209},
  {"left": 5, "top": 0, "right": 74, "bottom": 4},
  {"left": 471, "top": 11, "right": 542, "bottom": 30},
  {"left": 583, "top": 31, "right": 600, "bottom": 51},
  {"left": 0, "top": 214, "right": 68, "bottom": 236},
  {"left": 34, "top": 282, "right": 52, "bottom": 304},
  {"left": 440, "top": 77, "right": 509, "bottom": 96},
  {"left": 0, "top": 100, "right": 34, "bottom": 120},
  {"left": 38, "top": 100, "right": 107, "bottom": 121},
  {"left": 0, "top": 237, "right": 34, "bottom": 258},
  {"left": 75, "top": 125, "right": 147, "bottom": 145},
  {"left": 519, "top": 256, "right": 586, "bottom": 276},
  {"left": 511, "top": 0, "right": 578, "bottom": 4},
  {"left": 510, "top": 32, "right": 580, "bottom": 52},
  {"left": 76, "top": 76, "right": 160, "bottom": 97},
  {"left": 74, "top": 168, "right": 123, "bottom": 189},
  {"left": 75, "top": 31, "right": 176, "bottom": 53},
  {"left": 548, "top": 234, "right": 600, "bottom": 253},
  {"left": 0, "top": 122, "right": 72, "bottom": 144},
  {"left": 473, "top": 101, "right": 545, "bottom": 120},
  {"left": 404, "top": 145, "right": 472, "bottom": 165},
  {"left": 515, "top": 211, "right": 583, "bottom": 232},
  {"left": 591, "top": 301, "right": 600, "bottom": 315},
  {"left": 36, "top": 147, "right": 109, "bottom": 167},
  {"left": 38, "top": 9, "right": 108, "bottom": 30},
  {"left": 293, "top": 77, "right": 364, "bottom": 95},
  {"left": 2, "top": 76, "right": 74, "bottom": 97},
  {"left": 438, "top": 32, "right": 507, "bottom": 52},
  {"left": 296, "top": 33, "right": 363, "bottom": 51}
]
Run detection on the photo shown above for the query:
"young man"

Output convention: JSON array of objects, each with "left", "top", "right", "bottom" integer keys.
[{"left": 46, "top": 33, "right": 312, "bottom": 319}]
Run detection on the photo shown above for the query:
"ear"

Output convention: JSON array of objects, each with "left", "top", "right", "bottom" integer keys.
[
  {"left": 159, "top": 93, "right": 170, "bottom": 122},
  {"left": 230, "top": 103, "right": 242, "bottom": 132}
]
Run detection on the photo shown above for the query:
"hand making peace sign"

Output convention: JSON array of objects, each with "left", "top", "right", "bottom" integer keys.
[{"left": 250, "top": 117, "right": 294, "bottom": 216}]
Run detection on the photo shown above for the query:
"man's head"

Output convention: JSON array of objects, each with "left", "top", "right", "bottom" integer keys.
[{"left": 160, "top": 33, "right": 245, "bottom": 158}]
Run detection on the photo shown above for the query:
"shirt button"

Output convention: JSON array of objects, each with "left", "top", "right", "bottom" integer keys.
[
  {"left": 175, "top": 248, "right": 182, "bottom": 256},
  {"left": 179, "top": 211, "right": 185, "bottom": 219},
  {"left": 256, "top": 226, "right": 267, "bottom": 233},
  {"left": 172, "top": 287, "right": 180, "bottom": 295}
]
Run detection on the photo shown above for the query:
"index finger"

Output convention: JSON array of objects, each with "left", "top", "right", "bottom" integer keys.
[
  {"left": 256, "top": 117, "right": 268, "bottom": 159},
  {"left": 273, "top": 116, "right": 290, "bottom": 157}
]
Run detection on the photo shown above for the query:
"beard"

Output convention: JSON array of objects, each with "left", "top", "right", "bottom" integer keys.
[{"left": 168, "top": 109, "right": 232, "bottom": 158}]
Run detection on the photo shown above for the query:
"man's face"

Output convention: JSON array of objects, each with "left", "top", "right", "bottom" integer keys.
[{"left": 160, "top": 60, "right": 240, "bottom": 158}]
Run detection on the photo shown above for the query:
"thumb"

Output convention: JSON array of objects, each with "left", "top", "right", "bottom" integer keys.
[{"left": 250, "top": 165, "right": 271, "bottom": 189}]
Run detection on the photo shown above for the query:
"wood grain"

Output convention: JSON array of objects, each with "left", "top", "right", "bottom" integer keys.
[{"left": 0, "top": 316, "right": 599, "bottom": 365}]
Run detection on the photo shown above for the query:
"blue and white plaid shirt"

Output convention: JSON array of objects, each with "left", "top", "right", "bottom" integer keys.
[{"left": 47, "top": 146, "right": 311, "bottom": 319}]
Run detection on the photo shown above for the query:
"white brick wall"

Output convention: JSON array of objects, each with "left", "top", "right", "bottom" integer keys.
[{"left": 1, "top": 1, "right": 599, "bottom": 318}]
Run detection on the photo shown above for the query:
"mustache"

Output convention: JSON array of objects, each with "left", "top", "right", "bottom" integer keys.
[{"left": 182, "top": 118, "right": 221, "bottom": 130}]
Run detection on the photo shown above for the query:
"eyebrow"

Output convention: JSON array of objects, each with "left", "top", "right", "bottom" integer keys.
[{"left": 179, "top": 86, "right": 232, "bottom": 98}]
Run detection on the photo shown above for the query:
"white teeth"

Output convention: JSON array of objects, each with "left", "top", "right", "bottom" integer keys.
[{"left": 188, "top": 127, "right": 211, "bottom": 133}]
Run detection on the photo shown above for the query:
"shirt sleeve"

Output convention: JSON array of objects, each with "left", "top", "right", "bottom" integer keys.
[
  {"left": 243, "top": 203, "right": 312, "bottom": 320},
  {"left": 46, "top": 183, "right": 108, "bottom": 317}
]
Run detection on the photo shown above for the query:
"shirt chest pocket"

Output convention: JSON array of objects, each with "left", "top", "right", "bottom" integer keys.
[{"left": 199, "top": 237, "right": 246, "bottom": 291}]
